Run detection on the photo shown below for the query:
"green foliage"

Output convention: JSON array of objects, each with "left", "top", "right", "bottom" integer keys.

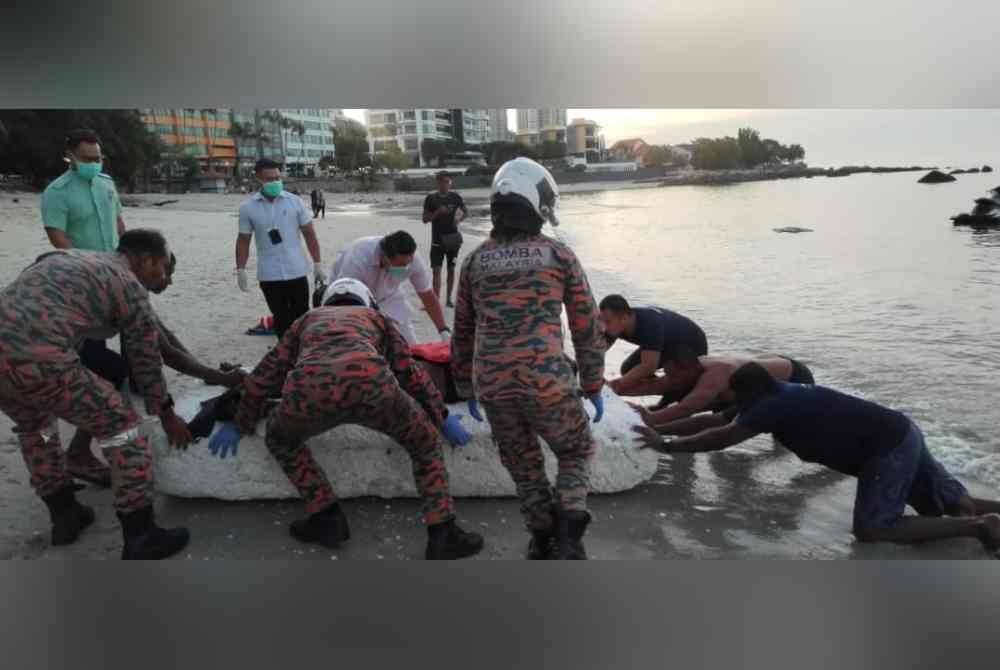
[
  {"left": 0, "top": 109, "right": 164, "bottom": 189},
  {"left": 643, "top": 145, "right": 673, "bottom": 167},
  {"left": 378, "top": 143, "right": 410, "bottom": 173},
  {"left": 690, "top": 128, "right": 805, "bottom": 170},
  {"left": 332, "top": 120, "right": 371, "bottom": 173},
  {"left": 538, "top": 141, "right": 567, "bottom": 159},
  {"left": 481, "top": 141, "right": 539, "bottom": 166}
]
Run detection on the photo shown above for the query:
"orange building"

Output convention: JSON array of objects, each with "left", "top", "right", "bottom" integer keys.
[{"left": 142, "top": 109, "right": 237, "bottom": 176}]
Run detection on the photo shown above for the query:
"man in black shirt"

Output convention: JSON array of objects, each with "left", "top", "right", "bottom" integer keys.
[
  {"left": 599, "top": 294, "right": 708, "bottom": 406},
  {"left": 422, "top": 171, "right": 467, "bottom": 307}
]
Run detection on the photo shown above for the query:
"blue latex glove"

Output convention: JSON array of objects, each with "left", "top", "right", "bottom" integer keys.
[
  {"left": 208, "top": 421, "right": 242, "bottom": 459},
  {"left": 442, "top": 414, "right": 472, "bottom": 447},
  {"left": 587, "top": 392, "right": 604, "bottom": 424},
  {"left": 467, "top": 398, "right": 484, "bottom": 422}
]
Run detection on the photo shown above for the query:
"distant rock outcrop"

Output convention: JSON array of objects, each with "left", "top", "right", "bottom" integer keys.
[
  {"left": 919, "top": 170, "right": 957, "bottom": 184},
  {"left": 951, "top": 188, "right": 1000, "bottom": 228},
  {"left": 983, "top": 165, "right": 993, "bottom": 173},
  {"left": 773, "top": 227, "right": 814, "bottom": 233}
]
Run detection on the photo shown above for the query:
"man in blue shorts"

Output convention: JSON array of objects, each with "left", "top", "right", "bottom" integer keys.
[{"left": 633, "top": 362, "right": 1000, "bottom": 556}]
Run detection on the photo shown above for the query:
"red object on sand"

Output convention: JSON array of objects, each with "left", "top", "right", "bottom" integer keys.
[{"left": 410, "top": 341, "right": 451, "bottom": 364}]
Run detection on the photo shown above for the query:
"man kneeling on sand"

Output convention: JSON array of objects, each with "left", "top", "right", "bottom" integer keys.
[
  {"left": 630, "top": 349, "right": 815, "bottom": 436},
  {"left": 633, "top": 362, "right": 1000, "bottom": 557}
]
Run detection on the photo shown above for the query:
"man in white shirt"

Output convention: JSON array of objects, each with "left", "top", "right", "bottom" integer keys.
[
  {"left": 330, "top": 231, "right": 450, "bottom": 344},
  {"left": 235, "top": 159, "right": 326, "bottom": 339}
]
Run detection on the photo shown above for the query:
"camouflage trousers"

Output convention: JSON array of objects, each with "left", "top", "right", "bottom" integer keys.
[
  {"left": 264, "top": 366, "right": 455, "bottom": 524},
  {"left": 481, "top": 394, "right": 596, "bottom": 531},
  {"left": 0, "top": 360, "right": 152, "bottom": 513}
]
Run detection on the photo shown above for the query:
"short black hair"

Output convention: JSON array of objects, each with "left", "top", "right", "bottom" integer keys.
[
  {"left": 599, "top": 294, "right": 631, "bottom": 314},
  {"left": 435, "top": 170, "right": 451, "bottom": 179},
  {"left": 730, "top": 362, "right": 780, "bottom": 397},
  {"left": 380, "top": 230, "right": 417, "bottom": 257},
  {"left": 65, "top": 129, "right": 100, "bottom": 151},
  {"left": 255, "top": 158, "right": 283, "bottom": 173},
  {"left": 117, "top": 229, "right": 169, "bottom": 259}
]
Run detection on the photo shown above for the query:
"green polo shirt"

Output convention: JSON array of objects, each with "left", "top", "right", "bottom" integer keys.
[{"left": 41, "top": 170, "right": 122, "bottom": 252}]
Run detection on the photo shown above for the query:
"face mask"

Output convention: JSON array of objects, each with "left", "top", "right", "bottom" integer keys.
[
  {"left": 387, "top": 265, "right": 409, "bottom": 279},
  {"left": 75, "top": 161, "right": 102, "bottom": 181},
  {"left": 261, "top": 180, "right": 283, "bottom": 198}
]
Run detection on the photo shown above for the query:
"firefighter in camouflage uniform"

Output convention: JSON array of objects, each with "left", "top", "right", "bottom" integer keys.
[
  {"left": 207, "top": 278, "right": 484, "bottom": 560},
  {"left": 451, "top": 157, "right": 607, "bottom": 560},
  {"left": 0, "top": 230, "right": 193, "bottom": 559}
]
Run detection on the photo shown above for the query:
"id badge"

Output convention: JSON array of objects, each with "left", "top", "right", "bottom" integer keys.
[{"left": 268, "top": 228, "right": 283, "bottom": 245}]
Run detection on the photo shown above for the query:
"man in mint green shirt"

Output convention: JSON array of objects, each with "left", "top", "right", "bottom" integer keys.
[{"left": 40, "top": 129, "right": 128, "bottom": 487}]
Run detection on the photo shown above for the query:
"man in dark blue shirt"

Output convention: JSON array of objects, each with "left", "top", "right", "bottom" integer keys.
[
  {"left": 600, "top": 294, "right": 707, "bottom": 408},
  {"left": 633, "top": 362, "right": 1000, "bottom": 556}
]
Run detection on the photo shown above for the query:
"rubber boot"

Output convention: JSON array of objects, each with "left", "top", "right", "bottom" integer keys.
[
  {"left": 555, "top": 510, "right": 591, "bottom": 560},
  {"left": 118, "top": 506, "right": 190, "bottom": 560},
  {"left": 290, "top": 502, "right": 351, "bottom": 549},
  {"left": 527, "top": 527, "right": 557, "bottom": 560},
  {"left": 425, "top": 518, "right": 484, "bottom": 560},
  {"left": 42, "top": 486, "right": 95, "bottom": 546}
]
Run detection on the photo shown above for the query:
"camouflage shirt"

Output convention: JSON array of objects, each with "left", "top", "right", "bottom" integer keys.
[
  {"left": 235, "top": 306, "right": 448, "bottom": 434},
  {"left": 0, "top": 250, "right": 170, "bottom": 416},
  {"left": 450, "top": 233, "right": 606, "bottom": 405}
]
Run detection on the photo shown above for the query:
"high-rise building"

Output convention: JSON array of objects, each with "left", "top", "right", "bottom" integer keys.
[
  {"left": 366, "top": 108, "right": 454, "bottom": 167},
  {"left": 277, "top": 109, "right": 340, "bottom": 175},
  {"left": 515, "top": 108, "right": 567, "bottom": 133},
  {"left": 450, "top": 109, "right": 490, "bottom": 146},
  {"left": 487, "top": 109, "right": 509, "bottom": 142}
]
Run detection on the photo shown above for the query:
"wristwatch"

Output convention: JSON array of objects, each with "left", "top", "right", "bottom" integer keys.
[{"left": 439, "top": 327, "right": 452, "bottom": 334}]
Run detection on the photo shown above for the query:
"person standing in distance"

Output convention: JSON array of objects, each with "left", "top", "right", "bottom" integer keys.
[
  {"left": 422, "top": 171, "right": 468, "bottom": 308},
  {"left": 235, "top": 159, "right": 326, "bottom": 339}
]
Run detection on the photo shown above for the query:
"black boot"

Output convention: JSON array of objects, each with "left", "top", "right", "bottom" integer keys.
[
  {"left": 527, "top": 527, "right": 557, "bottom": 560},
  {"left": 118, "top": 506, "right": 190, "bottom": 560},
  {"left": 290, "top": 503, "right": 351, "bottom": 549},
  {"left": 42, "top": 486, "right": 95, "bottom": 546},
  {"left": 425, "top": 519, "right": 484, "bottom": 560},
  {"left": 555, "top": 510, "right": 591, "bottom": 560}
]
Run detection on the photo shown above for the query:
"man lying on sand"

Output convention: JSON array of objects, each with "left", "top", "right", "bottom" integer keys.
[
  {"left": 633, "top": 362, "right": 1000, "bottom": 557},
  {"left": 204, "top": 278, "right": 483, "bottom": 560},
  {"left": 631, "top": 350, "right": 814, "bottom": 435}
]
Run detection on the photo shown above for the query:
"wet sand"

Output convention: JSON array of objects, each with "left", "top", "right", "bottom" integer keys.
[{"left": 0, "top": 189, "right": 994, "bottom": 559}]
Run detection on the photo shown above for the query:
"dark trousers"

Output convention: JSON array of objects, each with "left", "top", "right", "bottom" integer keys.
[
  {"left": 79, "top": 339, "right": 128, "bottom": 390},
  {"left": 260, "top": 276, "right": 310, "bottom": 339}
]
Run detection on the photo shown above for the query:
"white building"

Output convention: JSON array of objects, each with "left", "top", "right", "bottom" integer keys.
[
  {"left": 366, "top": 109, "right": 454, "bottom": 167},
  {"left": 487, "top": 109, "right": 509, "bottom": 142},
  {"left": 451, "top": 109, "right": 490, "bottom": 146},
  {"left": 277, "top": 108, "right": 340, "bottom": 175},
  {"left": 516, "top": 108, "right": 567, "bottom": 133}
]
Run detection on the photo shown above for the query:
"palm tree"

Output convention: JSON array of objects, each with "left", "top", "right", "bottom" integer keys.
[{"left": 228, "top": 118, "right": 270, "bottom": 180}]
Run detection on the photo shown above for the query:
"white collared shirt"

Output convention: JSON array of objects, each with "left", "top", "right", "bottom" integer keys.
[
  {"left": 238, "top": 191, "right": 312, "bottom": 281},
  {"left": 330, "top": 236, "right": 432, "bottom": 308}
]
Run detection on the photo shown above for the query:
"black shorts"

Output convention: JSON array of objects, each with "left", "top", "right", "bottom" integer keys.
[
  {"left": 785, "top": 357, "right": 815, "bottom": 384},
  {"left": 79, "top": 338, "right": 129, "bottom": 390},
  {"left": 430, "top": 244, "right": 459, "bottom": 268}
]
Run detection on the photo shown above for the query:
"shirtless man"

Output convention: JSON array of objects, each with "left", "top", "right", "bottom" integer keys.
[{"left": 632, "top": 349, "right": 815, "bottom": 435}]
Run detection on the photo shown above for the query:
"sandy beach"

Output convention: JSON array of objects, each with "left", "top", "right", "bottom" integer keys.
[{"left": 0, "top": 185, "right": 995, "bottom": 560}]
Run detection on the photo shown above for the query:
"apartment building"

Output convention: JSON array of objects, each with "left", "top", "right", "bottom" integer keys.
[{"left": 366, "top": 108, "right": 454, "bottom": 167}]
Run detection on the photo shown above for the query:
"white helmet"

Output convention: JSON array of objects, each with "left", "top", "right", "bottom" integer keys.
[
  {"left": 321, "top": 278, "right": 376, "bottom": 309},
  {"left": 491, "top": 157, "right": 560, "bottom": 226}
]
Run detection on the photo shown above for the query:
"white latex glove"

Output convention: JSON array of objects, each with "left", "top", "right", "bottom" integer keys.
[
  {"left": 313, "top": 262, "right": 327, "bottom": 284},
  {"left": 236, "top": 268, "right": 249, "bottom": 293}
]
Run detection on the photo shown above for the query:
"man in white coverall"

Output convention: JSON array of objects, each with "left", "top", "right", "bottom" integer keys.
[{"left": 329, "top": 230, "right": 451, "bottom": 344}]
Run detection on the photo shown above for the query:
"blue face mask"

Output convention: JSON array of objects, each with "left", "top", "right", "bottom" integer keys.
[
  {"left": 75, "top": 161, "right": 102, "bottom": 181},
  {"left": 387, "top": 265, "right": 409, "bottom": 279}
]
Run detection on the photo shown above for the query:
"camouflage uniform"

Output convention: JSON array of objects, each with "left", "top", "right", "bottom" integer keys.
[
  {"left": 0, "top": 250, "right": 172, "bottom": 513},
  {"left": 451, "top": 234, "right": 606, "bottom": 530},
  {"left": 234, "top": 306, "right": 456, "bottom": 524}
]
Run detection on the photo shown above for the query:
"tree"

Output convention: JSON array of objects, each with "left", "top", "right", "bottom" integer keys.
[
  {"left": 690, "top": 137, "right": 741, "bottom": 170},
  {"left": 421, "top": 138, "right": 450, "bottom": 168},
  {"left": 481, "top": 141, "right": 539, "bottom": 165},
  {"left": 0, "top": 109, "right": 165, "bottom": 190},
  {"left": 538, "top": 141, "right": 567, "bottom": 160},
  {"left": 642, "top": 145, "right": 673, "bottom": 167},
  {"left": 379, "top": 143, "right": 409, "bottom": 173},
  {"left": 784, "top": 143, "right": 805, "bottom": 162},
  {"left": 227, "top": 117, "right": 272, "bottom": 180},
  {"left": 737, "top": 127, "right": 768, "bottom": 168},
  {"left": 332, "top": 119, "right": 371, "bottom": 173}
]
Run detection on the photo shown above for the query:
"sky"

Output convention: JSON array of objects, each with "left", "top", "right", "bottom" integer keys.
[{"left": 342, "top": 109, "right": 1000, "bottom": 169}]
